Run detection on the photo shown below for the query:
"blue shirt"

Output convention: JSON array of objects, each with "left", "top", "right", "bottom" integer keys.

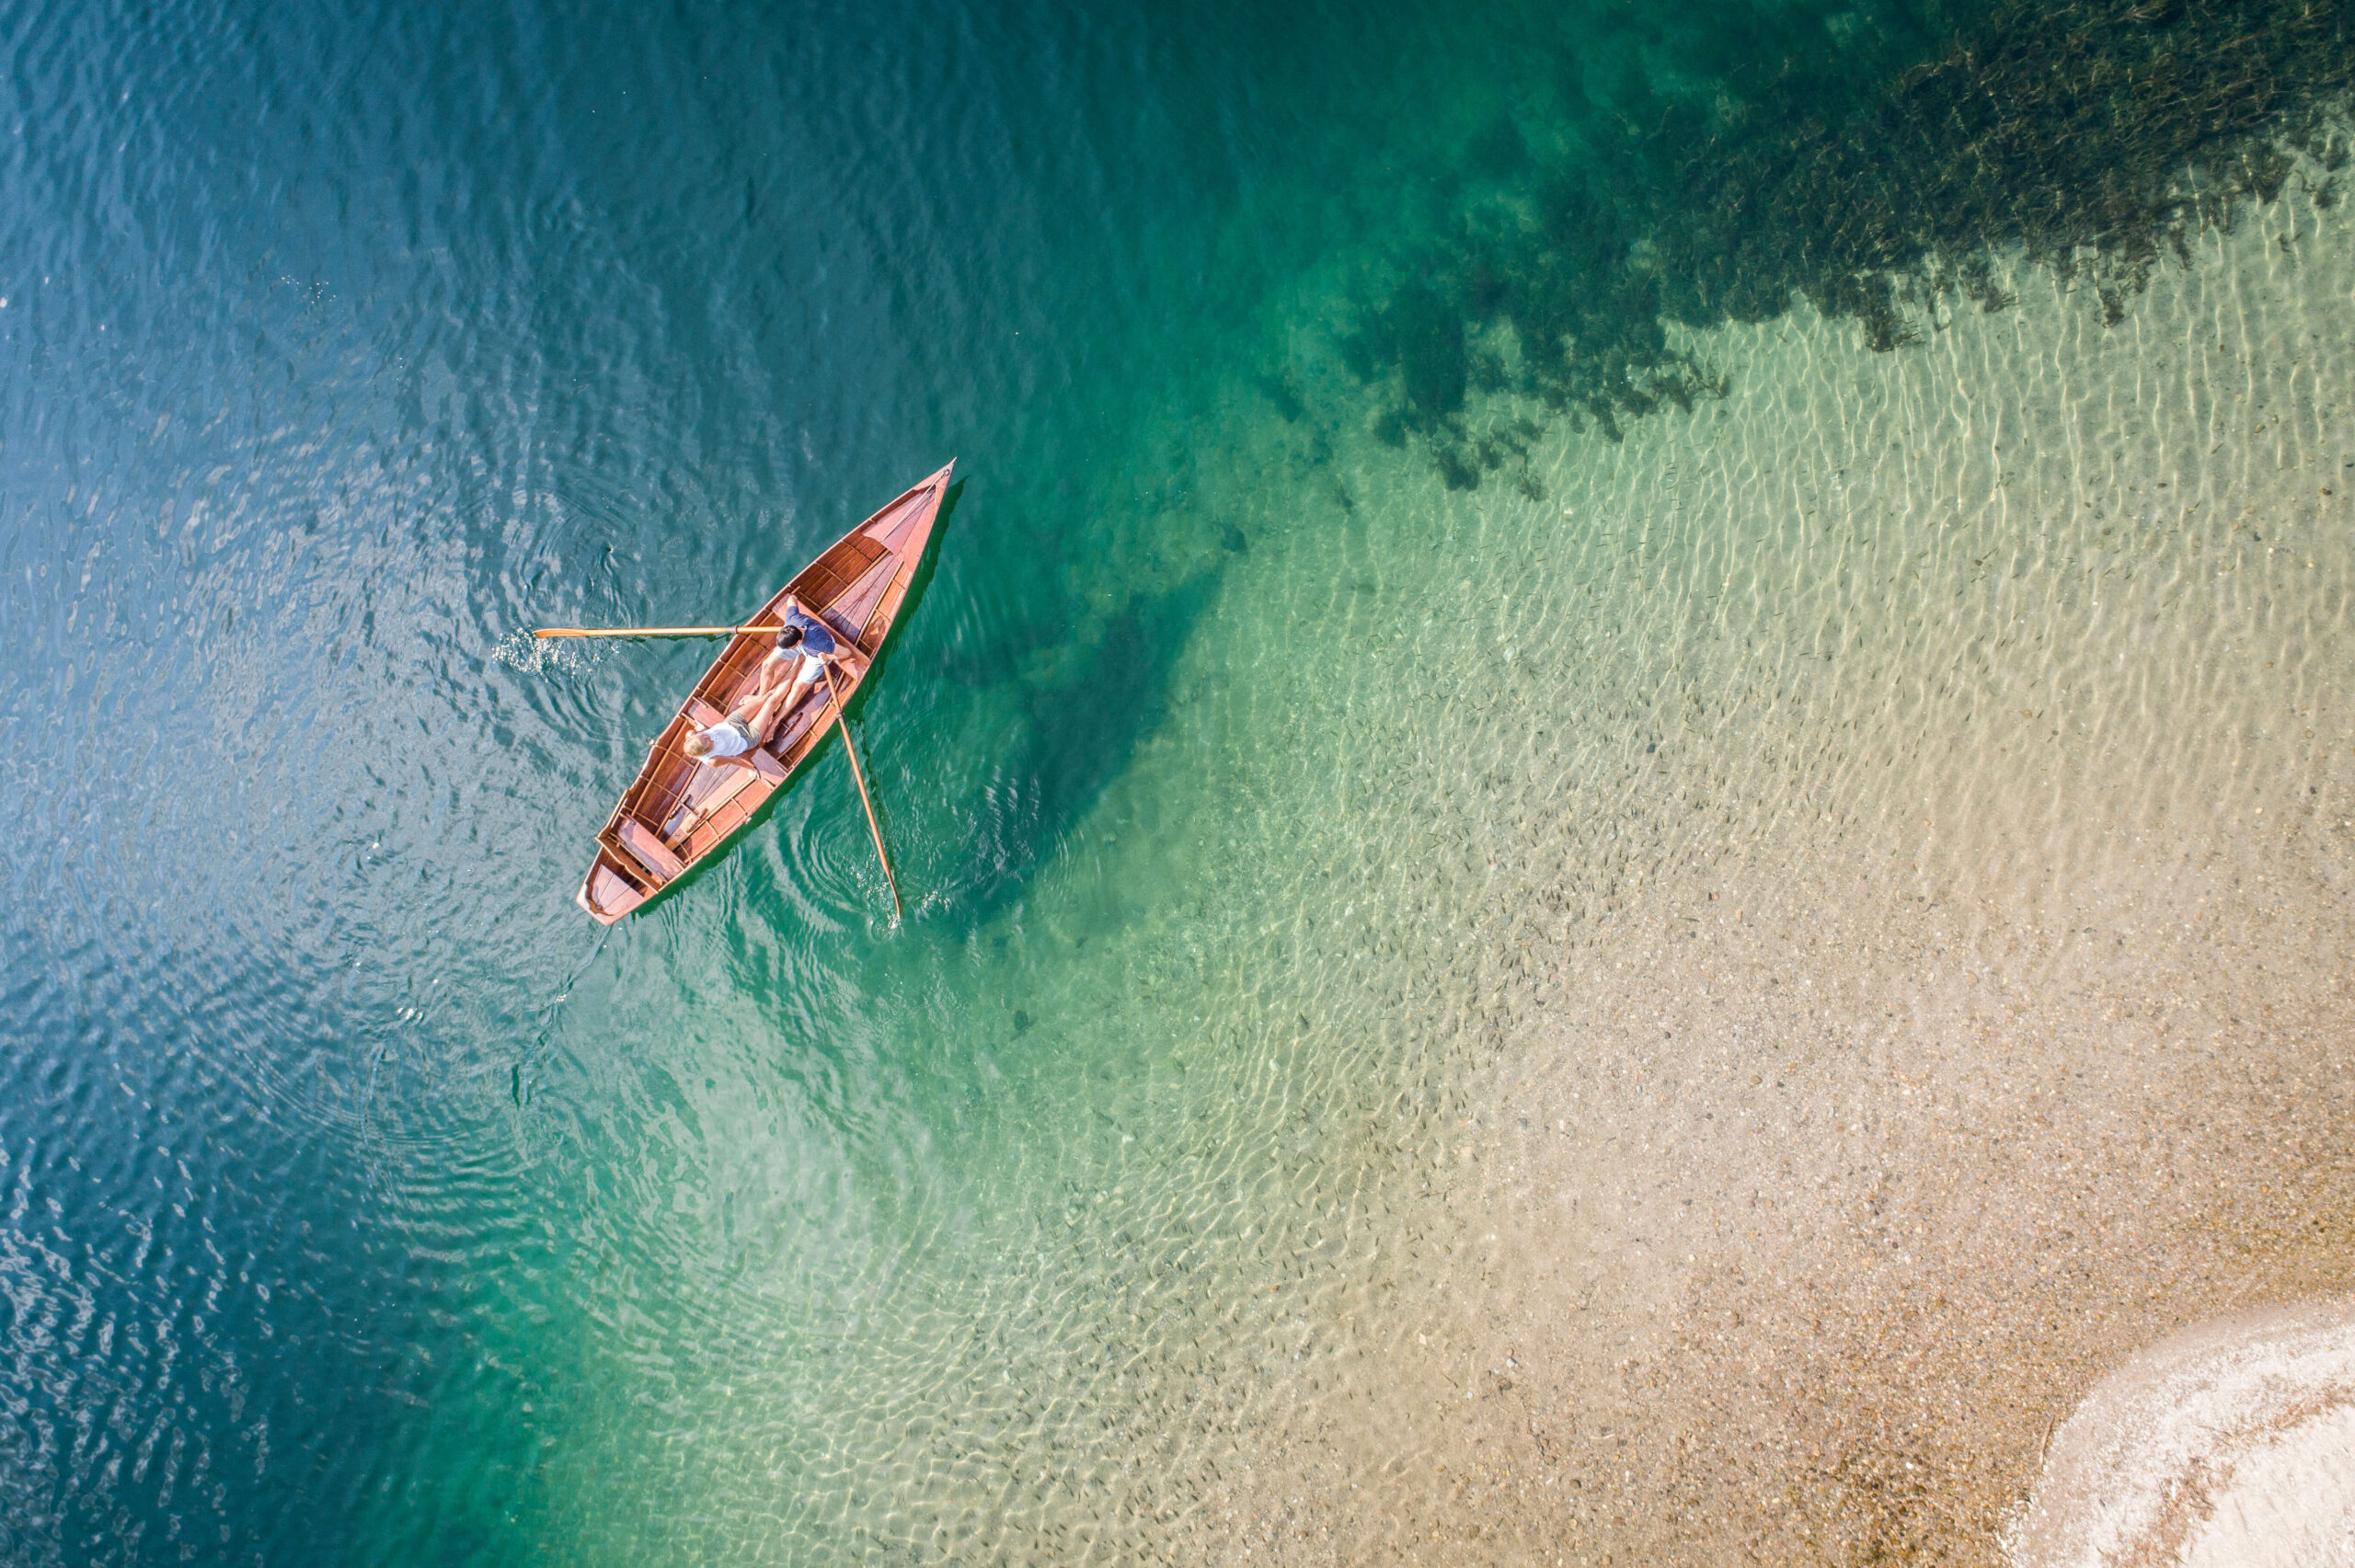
[{"left": 780, "top": 605, "right": 836, "bottom": 658}]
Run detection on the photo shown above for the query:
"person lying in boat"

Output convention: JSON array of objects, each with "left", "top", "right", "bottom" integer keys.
[{"left": 680, "top": 681, "right": 801, "bottom": 770}]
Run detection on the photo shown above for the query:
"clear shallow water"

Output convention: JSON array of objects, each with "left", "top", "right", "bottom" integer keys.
[{"left": 2, "top": 0, "right": 2349, "bottom": 1562}]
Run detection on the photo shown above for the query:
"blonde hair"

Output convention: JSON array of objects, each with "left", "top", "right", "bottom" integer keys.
[{"left": 683, "top": 731, "right": 715, "bottom": 758}]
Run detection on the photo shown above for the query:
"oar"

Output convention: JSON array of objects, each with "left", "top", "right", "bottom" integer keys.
[
  {"left": 534, "top": 624, "right": 774, "bottom": 639},
  {"left": 821, "top": 663, "right": 902, "bottom": 922}
]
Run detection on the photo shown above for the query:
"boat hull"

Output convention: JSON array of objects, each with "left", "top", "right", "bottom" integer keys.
[{"left": 573, "top": 462, "right": 954, "bottom": 923}]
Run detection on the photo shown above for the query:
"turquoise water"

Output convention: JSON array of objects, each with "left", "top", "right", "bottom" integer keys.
[{"left": 2, "top": 0, "right": 2347, "bottom": 1561}]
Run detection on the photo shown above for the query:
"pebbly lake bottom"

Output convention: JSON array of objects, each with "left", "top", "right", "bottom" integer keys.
[
  {"left": 531, "top": 143, "right": 2355, "bottom": 1564},
  {"left": 1144, "top": 146, "right": 2355, "bottom": 1564}
]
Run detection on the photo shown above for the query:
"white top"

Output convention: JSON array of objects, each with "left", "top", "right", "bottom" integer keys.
[{"left": 697, "top": 718, "right": 752, "bottom": 760}]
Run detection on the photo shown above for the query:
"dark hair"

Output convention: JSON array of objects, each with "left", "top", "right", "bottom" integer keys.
[{"left": 776, "top": 625, "right": 804, "bottom": 649}]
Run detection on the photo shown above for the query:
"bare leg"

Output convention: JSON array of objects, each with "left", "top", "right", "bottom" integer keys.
[
  {"left": 741, "top": 653, "right": 793, "bottom": 704},
  {"left": 742, "top": 652, "right": 844, "bottom": 740},
  {"left": 739, "top": 681, "right": 800, "bottom": 747},
  {"left": 779, "top": 669, "right": 821, "bottom": 721}
]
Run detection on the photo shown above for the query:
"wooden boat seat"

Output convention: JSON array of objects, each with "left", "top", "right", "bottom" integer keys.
[{"left": 617, "top": 818, "right": 686, "bottom": 884}]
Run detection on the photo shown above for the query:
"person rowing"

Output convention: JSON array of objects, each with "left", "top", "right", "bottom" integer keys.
[{"left": 762, "top": 594, "right": 867, "bottom": 714}]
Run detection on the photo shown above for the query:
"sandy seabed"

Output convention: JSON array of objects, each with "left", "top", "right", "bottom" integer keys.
[{"left": 1159, "top": 155, "right": 2355, "bottom": 1566}]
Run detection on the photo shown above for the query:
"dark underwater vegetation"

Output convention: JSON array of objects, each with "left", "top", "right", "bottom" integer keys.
[{"left": 1340, "top": 0, "right": 2355, "bottom": 489}]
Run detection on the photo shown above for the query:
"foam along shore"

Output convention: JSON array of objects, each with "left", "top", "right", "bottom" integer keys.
[{"left": 2011, "top": 1296, "right": 2355, "bottom": 1567}]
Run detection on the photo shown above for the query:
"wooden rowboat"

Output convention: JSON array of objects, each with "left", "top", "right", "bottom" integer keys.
[{"left": 574, "top": 461, "right": 954, "bottom": 923}]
